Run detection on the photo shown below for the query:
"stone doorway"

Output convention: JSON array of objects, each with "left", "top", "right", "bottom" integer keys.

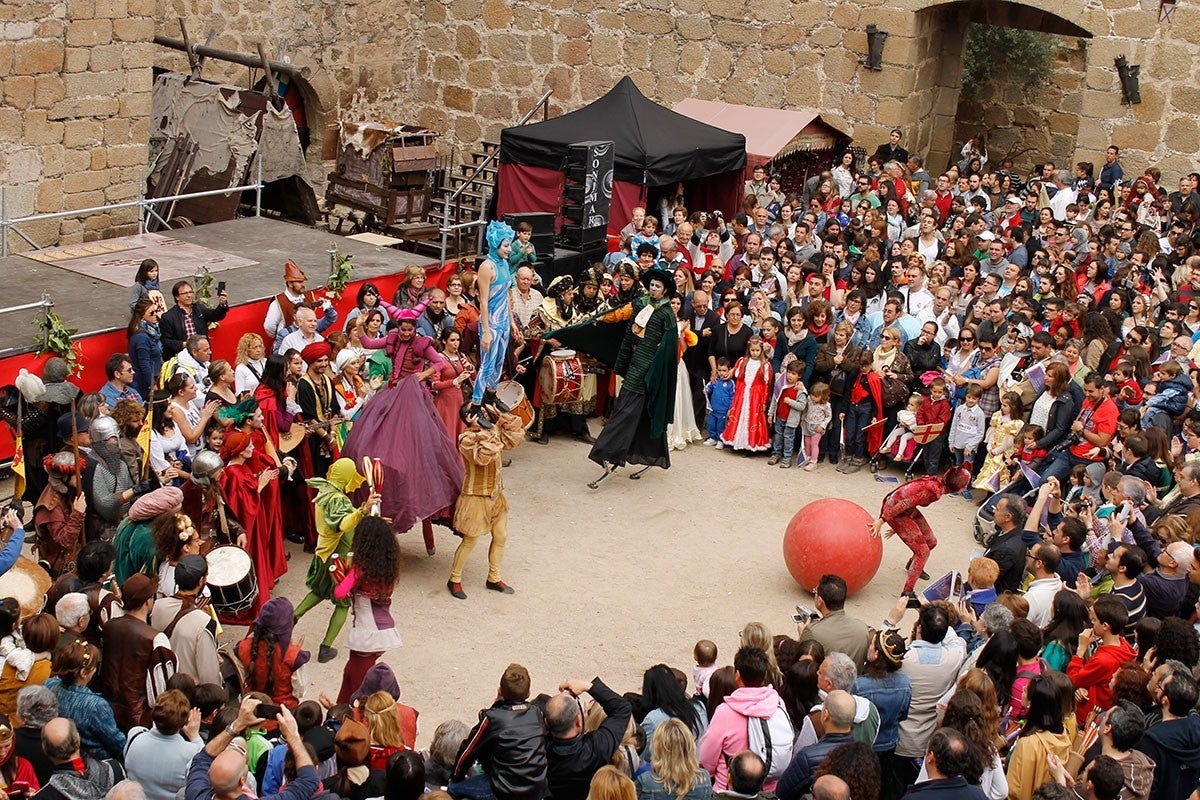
[{"left": 906, "top": 0, "right": 1095, "bottom": 174}]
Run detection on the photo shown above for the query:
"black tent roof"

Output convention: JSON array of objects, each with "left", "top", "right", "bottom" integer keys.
[{"left": 499, "top": 77, "right": 747, "bottom": 186}]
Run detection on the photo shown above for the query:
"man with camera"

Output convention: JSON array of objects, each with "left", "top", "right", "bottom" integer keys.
[{"left": 797, "top": 574, "right": 871, "bottom": 671}]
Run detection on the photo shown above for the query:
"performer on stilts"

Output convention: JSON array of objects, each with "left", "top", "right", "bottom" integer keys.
[
  {"left": 333, "top": 515, "right": 402, "bottom": 703},
  {"left": 341, "top": 303, "right": 464, "bottom": 554},
  {"left": 469, "top": 221, "right": 519, "bottom": 425},
  {"left": 583, "top": 266, "right": 679, "bottom": 488},
  {"left": 293, "top": 458, "right": 380, "bottom": 663},
  {"left": 870, "top": 466, "right": 971, "bottom": 597},
  {"left": 446, "top": 402, "right": 524, "bottom": 600}
]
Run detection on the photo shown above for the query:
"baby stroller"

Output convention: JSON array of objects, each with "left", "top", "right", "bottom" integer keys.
[
  {"left": 870, "top": 421, "right": 947, "bottom": 480},
  {"left": 974, "top": 479, "right": 1041, "bottom": 546}
]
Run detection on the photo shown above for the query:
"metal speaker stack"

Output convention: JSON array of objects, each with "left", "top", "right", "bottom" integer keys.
[{"left": 558, "top": 140, "right": 614, "bottom": 268}]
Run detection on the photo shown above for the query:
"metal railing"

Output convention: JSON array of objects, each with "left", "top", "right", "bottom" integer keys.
[
  {"left": 438, "top": 88, "right": 553, "bottom": 264},
  {"left": 0, "top": 154, "right": 264, "bottom": 257}
]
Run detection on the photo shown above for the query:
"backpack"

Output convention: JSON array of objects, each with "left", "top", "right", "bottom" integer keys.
[{"left": 744, "top": 701, "right": 795, "bottom": 781}]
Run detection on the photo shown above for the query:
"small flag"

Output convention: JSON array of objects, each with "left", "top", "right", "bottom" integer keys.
[
  {"left": 137, "top": 408, "right": 154, "bottom": 478},
  {"left": 10, "top": 435, "right": 25, "bottom": 500},
  {"left": 986, "top": 470, "right": 1002, "bottom": 493},
  {"left": 1018, "top": 460, "right": 1043, "bottom": 488}
]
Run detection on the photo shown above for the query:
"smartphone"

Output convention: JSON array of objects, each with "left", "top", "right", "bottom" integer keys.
[
  {"left": 217, "top": 280, "right": 226, "bottom": 293},
  {"left": 254, "top": 702, "right": 282, "bottom": 720}
]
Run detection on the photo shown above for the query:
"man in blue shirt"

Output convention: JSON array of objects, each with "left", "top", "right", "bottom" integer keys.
[{"left": 98, "top": 354, "right": 142, "bottom": 407}]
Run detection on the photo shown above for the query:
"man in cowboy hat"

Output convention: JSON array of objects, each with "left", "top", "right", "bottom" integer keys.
[{"left": 264, "top": 261, "right": 336, "bottom": 344}]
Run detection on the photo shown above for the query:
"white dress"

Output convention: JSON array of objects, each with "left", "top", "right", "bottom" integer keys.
[{"left": 666, "top": 324, "right": 704, "bottom": 450}]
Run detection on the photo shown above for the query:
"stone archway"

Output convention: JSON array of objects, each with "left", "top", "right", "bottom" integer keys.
[{"left": 902, "top": 0, "right": 1098, "bottom": 171}]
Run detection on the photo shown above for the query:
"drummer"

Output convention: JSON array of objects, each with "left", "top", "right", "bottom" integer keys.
[{"left": 530, "top": 276, "right": 596, "bottom": 445}]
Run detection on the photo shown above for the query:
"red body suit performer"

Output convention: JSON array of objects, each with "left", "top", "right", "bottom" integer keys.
[{"left": 871, "top": 467, "right": 970, "bottom": 594}]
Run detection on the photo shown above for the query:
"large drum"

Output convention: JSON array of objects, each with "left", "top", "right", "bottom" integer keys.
[
  {"left": 539, "top": 349, "right": 584, "bottom": 405},
  {"left": 206, "top": 546, "right": 258, "bottom": 618},
  {"left": 0, "top": 557, "right": 51, "bottom": 619},
  {"left": 497, "top": 380, "right": 534, "bottom": 429}
]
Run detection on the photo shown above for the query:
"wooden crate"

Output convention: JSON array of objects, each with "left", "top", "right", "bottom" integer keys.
[{"left": 392, "top": 132, "right": 437, "bottom": 172}]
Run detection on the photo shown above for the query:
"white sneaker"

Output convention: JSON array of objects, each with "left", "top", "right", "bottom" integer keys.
[
  {"left": 703, "top": 438, "right": 716, "bottom": 446},
  {"left": 715, "top": 441, "right": 726, "bottom": 450}
]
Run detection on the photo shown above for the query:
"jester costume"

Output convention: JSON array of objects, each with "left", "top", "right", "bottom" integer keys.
[{"left": 294, "top": 458, "right": 370, "bottom": 662}]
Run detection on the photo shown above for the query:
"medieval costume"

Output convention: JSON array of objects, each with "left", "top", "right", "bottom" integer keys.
[
  {"left": 254, "top": 370, "right": 314, "bottom": 551},
  {"left": 216, "top": 421, "right": 284, "bottom": 622},
  {"left": 32, "top": 452, "right": 87, "bottom": 577},
  {"left": 332, "top": 517, "right": 402, "bottom": 703},
  {"left": 82, "top": 416, "right": 135, "bottom": 543},
  {"left": 872, "top": 467, "right": 971, "bottom": 595},
  {"left": 294, "top": 459, "right": 371, "bottom": 663},
  {"left": 721, "top": 337, "right": 773, "bottom": 452},
  {"left": 112, "top": 487, "right": 184, "bottom": 586},
  {"left": 235, "top": 597, "right": 310, "bottom": 709},
  {"left": 447, "top": 409, "right": 524, "bottom": 599},
  {"left": 345, "top": 305, "right": 464, "bottom": 553},
  {"left": 530, "top": 275, "right": 595, "bottom": 444},
  {"left": 666, "top": 320, "right": 704, "bottom": 450},
  {"left": 584, "top": 267, "right": 679, "bottom": 481},
  {"left": 296, "top": 340, "right": 339, "bottom": 535}
]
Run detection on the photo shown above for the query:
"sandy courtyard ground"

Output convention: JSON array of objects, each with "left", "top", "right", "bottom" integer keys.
[{"left": 274, "top": 429, "right": 981, "bottom": 748}]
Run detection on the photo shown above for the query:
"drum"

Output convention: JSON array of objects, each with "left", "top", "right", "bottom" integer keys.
[
  {"left": 0, "top": 557, "right": 51, "bottom": 619},
  {"left": 539, "top": 349, "right": 584, "bottom": 405},
  {"left": 206, "top": 546, "right": 259, "bottom": 617},
  {"left": 497, "top": 380, "right": 534, "bottom": 429}
]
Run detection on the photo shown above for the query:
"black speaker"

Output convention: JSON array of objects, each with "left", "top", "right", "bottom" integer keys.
[
  {"left": 559, "top": 224, "right": 607, "bottom": 246},
  {"left": 504, "top": 212, "right": 555, "bottom": 235},
  {"left": 563, "top": 141, "right": 613, "bottom": 229}
]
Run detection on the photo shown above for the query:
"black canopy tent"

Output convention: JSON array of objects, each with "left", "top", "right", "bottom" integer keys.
[{"left": 496, "top": 77, "right": 748, "bottom": 231}]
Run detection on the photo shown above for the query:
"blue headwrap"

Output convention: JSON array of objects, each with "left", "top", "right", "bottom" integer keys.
[{"left": 486, "top": 220, "right": 515, "bottom": 264}]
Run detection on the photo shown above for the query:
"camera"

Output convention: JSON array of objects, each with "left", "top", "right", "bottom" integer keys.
[
  {"left": 712, "top": 210, "right": 723, "bottom": 217},
  {"left": 792, "top": 604, "right": 820, "bottom": 624}
]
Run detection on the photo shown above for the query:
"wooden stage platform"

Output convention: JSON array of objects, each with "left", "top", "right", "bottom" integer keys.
[{"left": 0, "top": 217, "right": 437, "bottom": 357}]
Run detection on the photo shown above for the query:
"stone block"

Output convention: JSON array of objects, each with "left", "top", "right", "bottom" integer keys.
[
  {"left": 90, "top": 149, "right": 105, "bottom": 170},
  {"left": 809, "top": 24, "right": 843, "bottom": 47},
  {"left": 578, "top": 64, "right": 612, "bottom": 100},
  {"left": 13, "top": 39, "right": 64, "bottom": 75},
  {"left": 676, "top": 15, "right": 711, "bottom": 41},
  {"left": 590, "top": 33, "right": 622, "bottom": 66},
  {"left": 558, "top": 38, "right": 589, "bottom": 66},
  {"left": 760, "top": 23, "right": 804, "bottom": 47},
  {"left": 1165, "top": 117, "right": 1200, "bottom": 154},
  {"left": 102, "top": 117, "right": 129, "bottom": 143},
  {"left": 63, "top": 46, "right": 89, "bottom": 73},
  {"left": 63, "top": 71, "right": 125, "bottom": 98},
  {"left": 680, "top": 44, "right": 703, "bottom": 73},
  {"left": 822, "top": 47, "right": 857, "bottom": 82},
  {"left": 758, "top": 0, "right": 790, "bottom": 22},
  {"left": 107, "top": 143, "right": 146, "bottom": 167},
  {"left": 713, "top": 19, "right": 756, "bottom": 44},
  {"left": 66, "top": 18, "right": 110, "bottom": 46},
  {"left": 40, "top": 144, "right": 63, "bottom": 178},
  {"left": 63, "top": 169, "right": 110, "bottom": 193},
  {"left": 4, "top": 75, "right": 35, "bottom": 109},
  {"left": 118, "top": 92, "right": 150, "bottom": 118},
  {"left": 704, "top": 44, "right": 732, "bottom": 80},
  {"left": 67, "top": 0, "right": 95, "bottom": 20},
  {"left": 1047, "top": 112, "right": 1079, "bottom": 135},
  {"left": 475, "top": 92, "right": 515, "bottom": 120},
  {"left": 557, "top": 14, "right": 589, "bottom": 37},
  {"left": 443, "top": 85, "right": 474, "bottom": 111},
  {"left": 121, "top": 43, "right": 153, "bottom": 70},
  {"left": 433, "top": 54, "right": 462, "bottom": 82},
  {"left": 761, "top": 49, "right": 792, "bottom": 76},
  {"left": 464, "top": 59, "right": 494, "bottom": 88},
  {"left": 23, "top": 109, "right": 62, "bottom": 145},
  {"left": 790, "top": 0, "right": 828, "bottom": 29},
  {"left": 1131, "top": 85, "right": 1165, "bottom": 123},
  {"left": 425, "top": 2, "right": 446, "bottom": 23},
  {"left": 674, "top": 0, "right": 703, "bottom": 13},
  {"left": 111, "top": 17, "right": 152, "bottom": 41},
  {"left": 63, "top": 190, "right": 104, "bottom": 212},
  {"left": 1112, "top": 10, "right": 1157, "bottom": 39},
  {"left": 857, "top": 5, "right": 917, "bottom": 37},
  {"left": 627, "top": 10, "right": 673, "bottom": 35},
  {"left": 88, "top": 42, "right": 124, "bottom": 71},
  {"left": 93, "top": 0, "right": 125, "bottom": 17},
  {"left": 1171, "top": 6, "right": 1200, "bottom": 44},
  {"left": 126, "top": 0, "right": 154, "bottom": 13},
  {"left": 456, "top": 25, "right": 481, "bottom": 58},
  {"left": 35, "top": 178, "right": 61, "bottom": 212},
  {"left": 63, "top": 119, "right": 102, "bottom": 148},
  {"left": 481, "top": 0, "right": 513, "bottom": 28},
  {"left": 529, "top": 34, "right": 553, "bottom": 64},
  {"left": 1110, "top": 122, "right": 1159, "bottom": 150},
  {"left": 832, "top": 3, "right": 860, "bottom": 30},
  {"left": 31, "top": 73, "right": 63, "bottom": 108},
  {"left": 416, "top": 105, "right": 449, "bottom": 133}
]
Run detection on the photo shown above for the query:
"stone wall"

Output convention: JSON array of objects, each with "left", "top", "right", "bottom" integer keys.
[
  {"left": 954, "top": 36, "right": 1089, "bottom": 176},
  {"left": 0, "top": 0, "right": 153, "bottom": 250},
  {"left": 4, "top": 0, "right": 1200, "bottom": 249}
]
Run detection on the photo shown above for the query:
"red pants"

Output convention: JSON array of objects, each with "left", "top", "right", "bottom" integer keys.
[
  {"left": 338, "top": 651, "right": 382, "bottom": 704},
  {"left": 890, "top": 511, "right": 937, "bottom": 593}
]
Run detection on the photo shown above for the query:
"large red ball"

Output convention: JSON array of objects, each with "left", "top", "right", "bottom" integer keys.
[{"left": 783, "top": 498, "right": 882, "bottom": 595}]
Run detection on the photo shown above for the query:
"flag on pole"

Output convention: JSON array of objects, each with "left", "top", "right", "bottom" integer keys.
[
  {"left": 10, "top": 434, "right": 25, "bottom": 500},
  {"left": 137, "top": 406, "right": 154, "bottom": 478},
  {"left": 1018, "top": 461, "right": 1043, "bottom": 489}
]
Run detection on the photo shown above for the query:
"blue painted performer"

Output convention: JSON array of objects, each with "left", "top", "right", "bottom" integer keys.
[{"left": 470, "top": 220, "right": 517, "bottom": 427}]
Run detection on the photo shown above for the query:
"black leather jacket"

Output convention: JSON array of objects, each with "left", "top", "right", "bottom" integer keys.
[{"left": 454, "top": 699, "right": 548, "bottom": 800}]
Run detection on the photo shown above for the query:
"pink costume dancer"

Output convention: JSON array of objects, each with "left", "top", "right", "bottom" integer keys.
[
  {"left": 871, "top": 467, "right": 970, "bottom": 595},
  {"left": 343, "top": 302, "right": 465, "bottom": 555}
]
